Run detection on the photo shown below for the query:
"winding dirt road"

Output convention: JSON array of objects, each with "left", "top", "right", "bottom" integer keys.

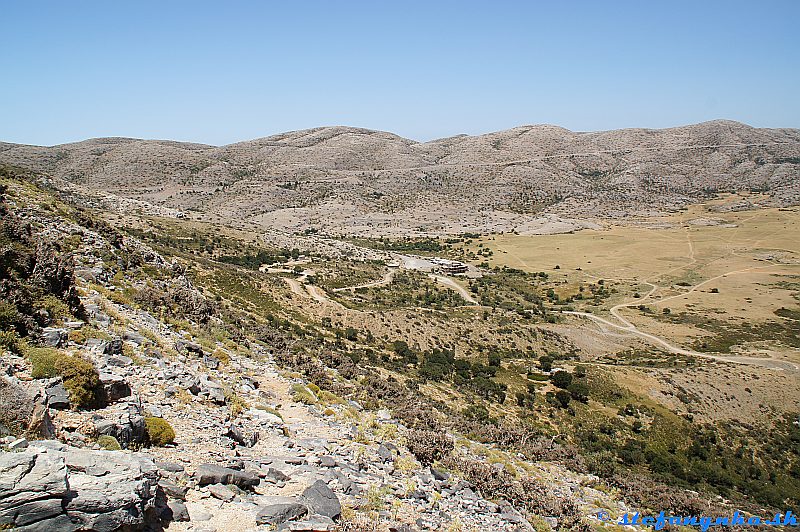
[
  {"left": 564, "top": 225, "right": 799, "bottom": 371},
  {"left": 331, "top": 270, "right": 395, "bottom": 292},
  {"left": 428, "top": 274, "right": 479, "bottom": 304}
]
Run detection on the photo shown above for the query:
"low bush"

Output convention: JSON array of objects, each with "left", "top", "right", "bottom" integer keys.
[
  {"left": 97, "top": 435, "right": 122, "bottom": 450},
  {"left": 0, "top": 330, "right": 26, "bottom": 355},
  {"left": 145, "top": 417, "right": 175, "bottom": 446},
  {"left": 55, "top": 355, "right": 101, "bottom": 409},
  {"left": 406, "top": 429, "right": 454, "bottom": 464},
  {"left": 28, "top": 347, "right": 60, "bottom": 378},
  {"left": 290, "top": 383, "right": 318, "bottom": 404}
]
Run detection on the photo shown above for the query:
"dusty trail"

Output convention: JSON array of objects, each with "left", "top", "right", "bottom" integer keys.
[
  {"left": 428, "top": 274, "right": 479, "bottom": 304},
  {"left": 283, "top": 277, "right": 308, "bottom": 298},
  {"left": 332, "top": 270, "right": 395, "bottom": 292},
  {"left": 565, "top": 309, "right": 798, "bottom": 371}
]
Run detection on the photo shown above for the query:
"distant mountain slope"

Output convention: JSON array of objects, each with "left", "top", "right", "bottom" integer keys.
[{"left": 1, "top": 120, "right": 798, "bottom": 235}]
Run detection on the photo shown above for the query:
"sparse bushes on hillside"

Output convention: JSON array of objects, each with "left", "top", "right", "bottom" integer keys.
[
  {"left": 134, "top": 278, "right": 215, "bottom": 324},
  {"left": 0, "top": 173, "right": 86, "bottom": 340},
  {"left": 442, "top": 454, "right": 589, "bottom": 531}
]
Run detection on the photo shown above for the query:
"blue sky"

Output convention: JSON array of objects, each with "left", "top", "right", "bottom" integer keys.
[{"left": 1, "top": 0, "right": 798, "bottom": 146}]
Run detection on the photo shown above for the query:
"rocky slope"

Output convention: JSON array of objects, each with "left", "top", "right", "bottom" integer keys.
[
  {"left": 1, "top": 120, "right": 798, "bottom": 236},
  {"left": 0, "top": 167, "right": 636, "bottom": 531}
]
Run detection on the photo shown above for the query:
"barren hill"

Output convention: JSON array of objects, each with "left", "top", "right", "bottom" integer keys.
[{"left": 1, "top": 120, "right": 798, "bottom": 235}]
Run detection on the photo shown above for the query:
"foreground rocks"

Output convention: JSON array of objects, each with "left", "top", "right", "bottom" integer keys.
[
  {"left": 0, "top": 442, "right": 163, "bottom": 531},
  {"left": 0, "top": 377, "right": 55, "bottom": 439}
]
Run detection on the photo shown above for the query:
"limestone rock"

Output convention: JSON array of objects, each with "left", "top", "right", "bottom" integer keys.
[
  {"left": 209, "top": 483, "right": 235, "bottom": 502},
  {"left": 301, "top": 480, "right": 341, "bottom": 520},
  {"left": 98, "top": 372, "right": 132, "bottom": 403},
  {"left": 0, "top": 442, "right": 164, "bottom": 531},
  {"left": 196, "top": 464, "right": 259, "bottom": 489},
  {"left": 255, "top": 502, "right": 308, "bottom": 525},
  {"left": 45, "top": 382, "right": 70, "bottom": 410},
  {"left": 40, "top": 327, "right": 67, "bottom": 348},
  {"left": 0, "top": 377, "right": 54, "bottom": 438}
]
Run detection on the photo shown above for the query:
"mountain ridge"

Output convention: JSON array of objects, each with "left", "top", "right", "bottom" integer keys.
[
  {"left": 0, "top": 119, "right": 794, "bottom": 149},
  {"left": 1, "top": 120, "right": 798, "bottom": 237}
]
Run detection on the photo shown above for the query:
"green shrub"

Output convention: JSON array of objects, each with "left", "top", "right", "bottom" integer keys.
[
  {"left": 37, "top": 295, "right": 72, "bottom": 324},
  {"left": 555, "top": 390, "right": 572, "bottom": 408},
  {"left": 317, "top": 390, "right": 346, "bottom": 405},
  {"left": 0, "top": 330, "right": 26, "bottom": 355},
  {"left": 55, "top": 355, "right": 101, "bottom": 409},
  {"left": 145, "top": 417, "right": 175, "bottom": 446},
  {"left": 568, "top": 382, "right": 590, "bottom": 403},
  {"left": 225, "top": 390, "right": 248, "bottom": 418},
  {"left": 0, "top": 301, "right": 26, "bottom": 335},
  {"left": 97, "top": 435, "right": 122, "bottom": 451},
  {"left": 538, "top": 355, "right": 553, "bottom": 372},
  {"left": 290, "top": 383, "right": 318, "bottom": 404},
  {"left": 28, "top": 347, "right": 60, "bottom": 378},
  {"left": 550, "top": 370, "right": 573, "bottom": 389}
]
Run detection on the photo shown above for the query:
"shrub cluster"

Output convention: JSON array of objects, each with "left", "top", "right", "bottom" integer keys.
[
  {"left": 28, "top": 349, "right": 102, "bottom": 409},
  {"left": 442, "top": 454, "right": 589, "bottom": 531}
]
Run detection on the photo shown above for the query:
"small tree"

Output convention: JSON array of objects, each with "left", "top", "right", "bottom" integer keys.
[
  {"left": 551, "top": 370, "right": 573, "bottom": 389},
  {"left": 539, "top": 355, "right": 553, "bottom": 372},
  {"left": 555, "top": 390, "right": 571, "bottom": 408},
  {"left": 568, "top": 382, "right": 589, "bottom": 403},
  {"left": 343, "top": 327, "right": 358, "bottom": 341}
]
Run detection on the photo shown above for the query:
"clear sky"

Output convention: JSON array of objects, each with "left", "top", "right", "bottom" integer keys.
[{"left": 2, "top": 0, "right": 798, "bottom": 146}]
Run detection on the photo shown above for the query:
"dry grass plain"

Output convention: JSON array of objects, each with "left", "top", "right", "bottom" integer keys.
[
  {"left": 466, "top": 198, "right": 800, "bottom": 421},
  {"left": 473, "top": 198, "right": 800, "bottom": 356}
]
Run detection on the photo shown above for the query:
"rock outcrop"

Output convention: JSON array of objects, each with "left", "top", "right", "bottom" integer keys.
[{"left": 0, "top": 442, "right": 163, "bottom": 531}]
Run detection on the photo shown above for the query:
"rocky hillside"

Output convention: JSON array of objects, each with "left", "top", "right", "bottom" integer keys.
[
  {"left": 1, "top": 167, "right": 632, "bottom": 531},
  {"left": 1, "top": 121, "right": 798, "bottom": 236},
  {"left": 3, "top": 163, "right": 799, "bottom": 531}
]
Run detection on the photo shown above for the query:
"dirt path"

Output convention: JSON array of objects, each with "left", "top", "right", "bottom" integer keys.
[
  {"left": 565, "top": 309, "right": 799, "bottom": 371},
  {"left": 428, "top": 274, "right": 478, "bottom": 304},
  {"left": 306, "top": 284, "right": 335, "bottom": 304},
  {"left": 331, "top": 269, "right": 395, "bottom": 292},
  {"left": 283, "top": 277, "right": 308, "bottom": 298},
  {"left": 565, "top": 220, "right": 799, "bottom": 372},
  {"left": 255, "top": 367, "right": 342, "bottom": 441}
]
